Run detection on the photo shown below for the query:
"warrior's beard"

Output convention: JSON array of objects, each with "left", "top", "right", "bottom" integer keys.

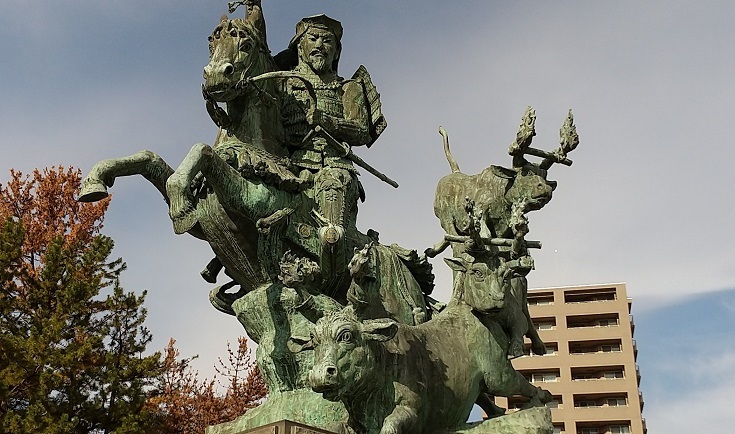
[{"left": 308, "top": 54, "right": 329, "bottom": 73}]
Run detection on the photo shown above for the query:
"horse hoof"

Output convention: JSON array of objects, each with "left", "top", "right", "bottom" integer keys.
[
  {"left": 201, "top": 268, "right": 217, "bottom": 283},
  {"left": 78, "top": 179, "right": 109, "bottom": 202},
  {"left": 171, "top": 210, "right": 197, "bottom": 234}
]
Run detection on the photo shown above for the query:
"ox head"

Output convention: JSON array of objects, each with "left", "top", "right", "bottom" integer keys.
[
  {"left": 304, "top": 306, "right": 397, "bottom": 402},
  {"left": 445, "top": 256, "right": 516, "bottom": 313},
  {"left": 490, "top": 164, "right": 556, "bottom": 212},
  {"left": 203, "top": 16, "right": 271, "bottom": 102}
]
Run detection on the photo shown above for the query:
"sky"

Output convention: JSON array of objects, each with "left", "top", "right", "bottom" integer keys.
[{"left": 1, "top": 0, "right": 734, "bottom": 431}]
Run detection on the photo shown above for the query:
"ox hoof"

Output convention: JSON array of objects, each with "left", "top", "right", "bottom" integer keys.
[
  {"left": 78, "top": 179, "right": 109, "bottom": 202},
  {"left": 524, "top": 388, "right": 553, "bottom": 409},
  {"left": 508, "top": 340, "right": 525, "bottom": 359},
  {"left": 531, "top": 341, "right": 547, "bottom": 356}
]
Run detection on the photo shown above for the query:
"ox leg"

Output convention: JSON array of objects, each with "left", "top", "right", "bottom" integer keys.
[
  {"left": 475, "top": 392, "right": 506, "bottom": 419},
  {"left": 380, "top": 405, "right": 418, "bottom": 434},
  {"left": 79, "top": 150, "right": 174, "bottom": 203},
  {"left": 506, "top": 305, "right": 528, "bottom": 360},
  {"left": 486, "top": 365, "right": 552, "bottom": 409},
  {"left": 512, "top": 277, "right": 547, "bottom": 355}
]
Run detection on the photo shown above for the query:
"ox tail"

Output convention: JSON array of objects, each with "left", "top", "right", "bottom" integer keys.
[{"left": 439, "top": 126, "right": 461, "bottom": 173}]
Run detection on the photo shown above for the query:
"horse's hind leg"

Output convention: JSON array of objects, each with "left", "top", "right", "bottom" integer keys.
[{"left": 79, "top": 150, "right": 174, "bottom": 203}]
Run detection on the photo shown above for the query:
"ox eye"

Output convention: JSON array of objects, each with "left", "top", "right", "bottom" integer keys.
[
  {"left": 337, "top": 330, "right": 353, "bottom": 343},
  {"left": 472, "top": 269, "right": 485, "bottom": 279}
]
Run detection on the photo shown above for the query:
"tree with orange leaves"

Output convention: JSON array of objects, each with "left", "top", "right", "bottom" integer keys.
[
  {"left": 147, "top": 337, "right": 267, "bottom": 434},
  {"left": 0, "top": 167, "right": 162, "bottom": 434}
]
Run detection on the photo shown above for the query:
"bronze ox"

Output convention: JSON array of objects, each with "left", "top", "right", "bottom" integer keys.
[
  {"left": 303, "top": 303, "right": 552, "bottom": 434},
  {"left": 431, "top": 164, "right": 556, "bottom": 253},
  {"left": 444, "top": 255, "right": 545, "bottom": 359},
  {"left": 427, "top": 130, "right": 554, "bottom": 359},
  {"left": 427, "top": 126, "right": 556, "bottom": 256}
]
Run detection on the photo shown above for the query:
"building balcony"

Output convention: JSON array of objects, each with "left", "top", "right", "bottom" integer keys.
[{"left": 629, "top": 314, "right": 635, "bottom": 334}]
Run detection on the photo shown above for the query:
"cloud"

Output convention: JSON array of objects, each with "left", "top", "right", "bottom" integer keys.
[{"left": 645, "top": 371, "right": 735, "bottom": 432}]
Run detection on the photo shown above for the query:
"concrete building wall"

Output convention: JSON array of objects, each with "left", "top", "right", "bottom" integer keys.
[{"left": 495, "top": 283, "right": 646, "bottom": 434}]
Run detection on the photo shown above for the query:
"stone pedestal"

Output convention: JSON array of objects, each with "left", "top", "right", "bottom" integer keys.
[
  {"left": 227, "top": 407, "right": 551, "bottom": 434},
  {"left": 237, "top": 420, "right": 336, "bottom": 434},
  {"left": 454, "top": 407, "right": 553, "bottom": 434}
]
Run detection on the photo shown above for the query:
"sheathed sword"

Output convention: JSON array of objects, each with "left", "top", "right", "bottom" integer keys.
[{"left": 311, "top": 125, "right": 399, "bottom": 188}]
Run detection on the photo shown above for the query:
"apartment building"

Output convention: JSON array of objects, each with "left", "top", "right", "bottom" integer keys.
[{"left": 495, "top": 283, "right": 646, "bottom": 434}]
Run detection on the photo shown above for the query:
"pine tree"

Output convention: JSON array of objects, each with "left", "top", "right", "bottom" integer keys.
[
  {"left": 147, "top": 337, "right": 267, "bottom": 434},
  {"left": 0, "top": 167, "right": 162, "bottom": 434}
]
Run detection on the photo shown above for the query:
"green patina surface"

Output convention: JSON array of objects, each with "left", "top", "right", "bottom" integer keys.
[{"left": 79, "top": 1, "right": 580, "bottom": 433}]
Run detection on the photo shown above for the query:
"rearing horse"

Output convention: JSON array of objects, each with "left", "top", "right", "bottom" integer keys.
[
  {"left": 79, "top": 14, "right": 296, "bottom": 297},
  {"left": 78, "top": 13, "right": 429, "bottom": 324}
]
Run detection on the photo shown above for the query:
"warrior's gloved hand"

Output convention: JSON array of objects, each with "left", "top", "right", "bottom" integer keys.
[{"left": 307, "top": 107, "right": 323, "bottom": 127}]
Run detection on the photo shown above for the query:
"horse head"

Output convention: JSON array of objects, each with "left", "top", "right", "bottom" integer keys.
[{"left": 203, "top": 15, "right": 276, "bottom": 103}]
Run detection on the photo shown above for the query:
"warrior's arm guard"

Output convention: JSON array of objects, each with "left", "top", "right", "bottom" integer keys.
[{"left": 315, "top": 81, "right": 372, "bottom": 147}]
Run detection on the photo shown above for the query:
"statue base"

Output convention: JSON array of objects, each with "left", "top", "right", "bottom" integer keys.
[
  {"left": 209, "top": 406, "right": 552, "bottom": 434},
  {"left": 205, "top": 389, "right": 346, "bottom": 434},
  {"left": 454, "top": 407, "right": 553, "bottom": 434},
  {"left": 234, "top": 419, "right": 337, "bottom": 434}
]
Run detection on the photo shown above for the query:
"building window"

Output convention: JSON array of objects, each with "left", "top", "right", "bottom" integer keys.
[
  {"left": 574, "top": 393, "right": 628, "bottom": 409},
  {"left": 604, "top": 370, "right": 624, "bottom": 379},
  {"left": 571, "top": 366, "right": 625, "bottom": 381},
  {"left": 524, "top": 342, "right": 558, "bottom": 357},
  {"left": 531, "top": 372, "right": 558, "bottom": 383},
  {"left": 567, "top": 313, "right": 619, "bottom": 329},
  {"left": 597, "top": 318, "right": 619, "bottom": 327},
  {"left": 564, "top": 288, "right": 616, "bottom": 303},
  {"left": 546, "top": 396, "right": 562, "bottom": 409},
  {"left": 610, "top": 425, "right": 631, "bottom": 434},
  {"left": 534, "top": 319, "right": 556, "bottom": 331},
  {"left": 607, "top": 398, "right": 627, "bottom": 407},
  {"left": 528, "top": 293, "right": 554, "bottom": 306},
  {"left": 552, "top": 424, "right": 564, "bottom": 434},
  {"left": 569, "top": 339, "right": 622, "bottom": 355},
  {"left": 578, "top": 428, "right": 599, "bottom": 434},
  {"left": 600, "top": 344, "right": 621, "bottom": 353}
]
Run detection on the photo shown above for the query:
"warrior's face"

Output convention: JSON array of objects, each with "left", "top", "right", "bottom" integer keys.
[{"left": 299, "top": 27, "right": 338, "bottom": 74}]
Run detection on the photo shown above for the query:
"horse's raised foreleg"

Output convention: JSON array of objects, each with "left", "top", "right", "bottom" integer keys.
[
  {"left": 166, "top": 143, "right": 291, "bottom": 234},
  {"left": 79, "top": 150, "right": 174, "bottom": 203},
  {"left": 166, "top": 143, "right": 214, "bottom": 234}
]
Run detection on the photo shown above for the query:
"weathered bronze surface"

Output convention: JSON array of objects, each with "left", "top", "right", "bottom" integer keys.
[{"left": 79, "top": 1, "right": 579, "bottom": 433}]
